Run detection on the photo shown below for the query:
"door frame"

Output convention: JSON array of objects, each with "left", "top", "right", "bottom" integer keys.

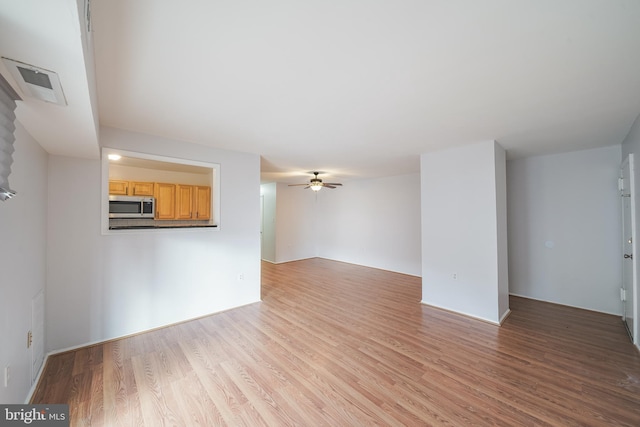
[
  {"left": 31, "top": 289, "right": 45, "bottom": 384},
  {"left": 621, "top": 154, "right": 638, "bottom": 345}
]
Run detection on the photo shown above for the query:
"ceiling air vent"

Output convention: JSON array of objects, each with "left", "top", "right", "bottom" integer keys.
[{"left": 1, "top": 57, "right": 67, "bottom": 106}]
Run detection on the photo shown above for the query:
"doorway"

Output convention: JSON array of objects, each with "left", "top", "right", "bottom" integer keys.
[
  {"left": 621, "top": 155, "right": 636, "bottom": 342},
  {"left": 260, "top": 194, "right": 264, "bottom": 258}
]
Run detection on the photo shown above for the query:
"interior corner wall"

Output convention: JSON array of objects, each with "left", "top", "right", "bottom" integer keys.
[
  {"left": 46, "top": 127, "right": 261, "bottom": 352},
  {"left": 507, "top": 144, "right": 622, "bottom": 315},
  {"left": 0, "top": 123, "right": 48, "bottom": 403},
  {"left": 274, "top": 183, "right": 318, "bottom": 263},
  {"left": 421, "top": 141, "right": 508, "bottom": 324},
  {"left": 315, "top": 173, "right": 422, "bottom": 276}
]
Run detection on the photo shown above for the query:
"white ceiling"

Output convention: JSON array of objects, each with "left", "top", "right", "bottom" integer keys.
[{"left": 2, "top": 0, "right": 640, "bottom": 183}]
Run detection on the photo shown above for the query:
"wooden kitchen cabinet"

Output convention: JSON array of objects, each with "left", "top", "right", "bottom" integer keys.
[
  {"left": 108, "top": 180, "right": 129, "bottom": 195},
  {"left": 175, "top": 185, "right": 194, "bottom": 219},
  {"left": 193, "top": 186, "right": 211, "bottom": 220},
  {"left": 109, "top": 180, "right": 154, "bottom": 196},
  {"left": 175, "top": 185, "right": 211, "bottom": 220},
  {"left": 114, "top": 181, "right": 211, "bottom": 221},
  {"left": 154, "top": 183, "right": 176, "bottom": 220},
  {"left": 129, "top": 181, "right": 155, "bottom": 196}
]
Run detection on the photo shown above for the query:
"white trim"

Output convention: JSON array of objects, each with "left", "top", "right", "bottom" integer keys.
[
  {"left": 319, "top": 256, "right": 422, "bottom": 278},
  {"left": 509, "top": 293, "right": 621, "bottom": 316},
  {"left": 622, "top": 154, "right": 639, "bottom": 345},
  {"left": 420, "top": 301, "right": 502, "bottom": 326},
  {"left": 499, "top": 309, "right": 512, "bottom": 325}
]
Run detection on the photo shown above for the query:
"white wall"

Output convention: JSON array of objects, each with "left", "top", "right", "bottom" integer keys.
[
  {"left": 260, "top": 183, "right": 276, "bottom": 262},
  {"left": 0, "top": 123, "right": 48, "bottom": 403},
  {"left": 507, "top": 145, "right": 622, "bottom": 314},
  {"left": 421, "top": 141, "right": 509, "bottom": 324},
  {"left": 275, "top": 183, "right": 318, "bottom": 263},
  {"left": 621, "top": 113, "right": 640, "bottom": 345},
  {"left": 316, "top": 173, "right": 421, "bottom": 276},
  {"left": 110, "top": 164, "right": 211, "bottom": 186},
  {"left": 260, "top": 183, "right": 317, "bottom": 264},
  {"left": 46, "top": 127, "right": 261, "bottom": 352},
  {"left": 263, "top": 173, "right": 421, "bottom": 275}
]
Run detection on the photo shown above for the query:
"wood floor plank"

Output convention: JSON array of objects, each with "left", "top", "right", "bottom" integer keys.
[
  {"left": 32, "top": 258, "right": 640, "bottom": 426},
  {"left": 169, "top": 371, "right": 224, "bottom": 426},
  {"left": 131, "top": 352, "right": 183, "bottom": 426},
  {"left": 178, "top": 338, "right": 246, "bottom": 424}
]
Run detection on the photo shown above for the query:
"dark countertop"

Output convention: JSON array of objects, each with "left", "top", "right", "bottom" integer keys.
[{"left": 109, "top": 224, "right": 218, "bottom": 230}]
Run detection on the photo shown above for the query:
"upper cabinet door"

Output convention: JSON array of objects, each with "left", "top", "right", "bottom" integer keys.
[
  {"left": 194, "top": 186, "right": 211, "bottom": 220},
  {"left": 176, "top": 185, "right": 194, "bottom": 219},
  {"left": 130, "top": 181, "right": 154, "bottom": 196},
  {"left": 109, "top": 180, "right": 154, "bottom": 196},
  {"left": 154, "top": 183, "right": 176, "bottom": 220},
  {"left": 109, "top": 180, "right": 129, "bottom": 195}
]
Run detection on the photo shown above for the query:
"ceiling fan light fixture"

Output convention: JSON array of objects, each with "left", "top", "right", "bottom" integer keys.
[{"left": 288, "top": 171, "right": 342, "bottom": 191}]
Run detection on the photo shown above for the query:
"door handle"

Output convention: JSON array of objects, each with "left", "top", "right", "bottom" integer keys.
[{"left": 624, "top": 254, "right": 633, "bottom": 259}]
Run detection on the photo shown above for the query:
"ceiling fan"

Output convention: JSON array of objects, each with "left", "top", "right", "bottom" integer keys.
[{"left": 288, "top": 172, "right": 343, "bottom": 192}]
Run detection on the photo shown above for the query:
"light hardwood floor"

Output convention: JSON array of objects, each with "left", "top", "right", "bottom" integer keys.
[{"left": 32, "top": 258, "right": 640, "bottom": 426}]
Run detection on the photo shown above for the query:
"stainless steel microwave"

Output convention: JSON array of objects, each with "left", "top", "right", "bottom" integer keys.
[{"left": 109, "top": 195, "right": 155, "bottom": 218}]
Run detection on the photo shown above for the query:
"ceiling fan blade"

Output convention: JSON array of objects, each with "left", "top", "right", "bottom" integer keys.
[{"left": 289, "top": 173, "right": 343, "bottom": 190}]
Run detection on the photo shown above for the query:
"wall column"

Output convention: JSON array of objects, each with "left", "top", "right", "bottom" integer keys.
[{"left": 420, "top": 140, "right": 509, "bottom": 324}]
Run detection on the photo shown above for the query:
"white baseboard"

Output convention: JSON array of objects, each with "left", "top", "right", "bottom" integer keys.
[
  {"left": 420, "top": 301, "right": 502, "bottom": 326},
  {"left": 509, "top": 293, "right": 621, "bottom": 316}
]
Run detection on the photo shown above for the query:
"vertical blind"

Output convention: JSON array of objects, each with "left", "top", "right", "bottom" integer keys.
[{"left": 0, "top": 73, "right": 20, "bottom": 201}]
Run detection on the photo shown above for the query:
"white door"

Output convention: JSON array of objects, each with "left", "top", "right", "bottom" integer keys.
[
  {"left": 621, "top": 155, "right": 636, "bottom": 342},
  {"left": 31, "top": 289, "right": 45, "bottom": 383}
]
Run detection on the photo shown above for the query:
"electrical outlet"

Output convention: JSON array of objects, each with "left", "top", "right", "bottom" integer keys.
[
  {"left": 453, "top": 273, "right": 458, "bottom": 280},
  {"left": 4, "top": 365, "right": 9, "bottom": 387},
  {"left": 237, "top": 273, "right": 244, "bottom": 281}
]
